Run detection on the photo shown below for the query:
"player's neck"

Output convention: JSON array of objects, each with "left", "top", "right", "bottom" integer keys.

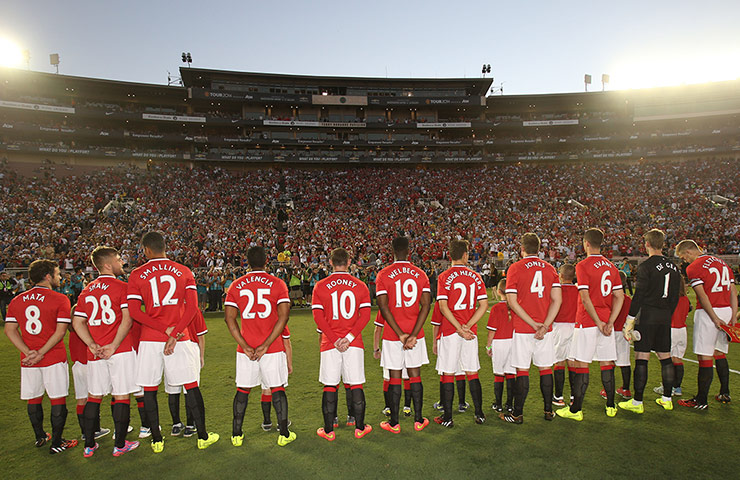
[
  {"left": 97, "top": 269, "right": 115, "bottom": 277},
  {"left": 585, "top": 248, "right": 601, "bottom": 256},
  {"left": 34, "top": 281, "right": 52, "bottom": 289},
  {"left": 451, "top": 260, "right": 467, "bottom": 266},
  {"left": 647, "top": 249, "right": 663, "bottom": 257}
]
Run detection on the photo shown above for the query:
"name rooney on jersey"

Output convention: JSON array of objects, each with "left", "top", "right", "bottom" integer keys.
[
  {"left": 138, "top": 262, "right": 183, "bottom": 280},
  {"left": 324, "top": 278, "right": 357, "bottom": 290}
]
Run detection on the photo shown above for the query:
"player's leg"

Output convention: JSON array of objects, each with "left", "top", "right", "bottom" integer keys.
[
  {"left": 506, "top": 333, "right": 534, "bottom": 423},
  {"left": 505, "top": 373, "right": 516, "bottom": 412},
  {"left": 681, "top": 309, "right": 716, "bottom": 408},
  {"left": 43, "top": 361, "right": 76, "bottom": 452},
  {"left": 406, "top": 366, "right": 426, "bottom": 428},
  {"left": 614, "top": 331, "right": 632, "bottom": 398},
  {"left": 558, "top": 327, "right": 596, "bottom": 419},
  {"left": 318, "top": 348, "right": 340, "bottom": 439},
  {"left": 72, "top": 360, "right": 88, "bottom": 438},
  {"left": 344, "top": 382, "right": 353, "bottom": 421},
  {"left": 261, "top": 388, "right": 273, "bottom": 430},
  {"left": 672, "top": 358, "right": 684, "bottom": 393},
  {"left": 386, "top": 371, "right": 402, "bottom": 428},
  {"left": 343, "top": 347, "right": 370, "bottom": 438},
  {"left": 403, "top": 378, "right": 412, "bottom": 411},
  {"left": 534, "top": 330, "right": 556, "bottom": 419},
  {"left": 76, "top": 398, "right": 87, "bottom": 438},
  {"left": 553, "top": 362, "right": 566, "bottom": 404},
  {"left": 619, "top": 350, "right": 648, "bottom": 414},
  {"left": 382, "top": 369, "right": 391, "bottom": 415},
  {"left": 82, "top": 395, "right": 102, "bottom": 453},
  {"left": 108, "top": 350, "right": 139, "bottom": 454},
  {"left": 166, "top": 386, "right": 183, "bottom": 434},
  {"left": 232, "top": 387, "right": 251, "bottom": 440},
  {"left": 259, "top": 351, "right": 292, "bottom": 445},
  {"left": 539, "top": 366, "right": 554, "bottom": 419},
  {"left": 714, "top": 352, "right": 731, "bottom": 402},
  {"left": 22, "top": 367, "right": 47, "bottom": 445},
  {"left": 436, "top": 334, "right": 460, "bottom": 425},
  {"left": 656, "top": 352, "right": 674, "bottom": 409},
  {"left": 136, "top": 341, "right": 166, "bottom": 445},
  {"left": 232, "top": 350, "right": 255, "bottom": 443},
  {"left": 669, "top": 326, "right": 687, "bottom": 396},
  {"left": 455, "top": 374, "right": 467, "bottom": 411},
  {"left": 461, "top": 334, "right": 484, "bottom": 421}
]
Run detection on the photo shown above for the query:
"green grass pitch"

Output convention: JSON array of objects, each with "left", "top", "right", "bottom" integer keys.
[{"left": 1, "top": 288, "right": 739, "bottom": 479}]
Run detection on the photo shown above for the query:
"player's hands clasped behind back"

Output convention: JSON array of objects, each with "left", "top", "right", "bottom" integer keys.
[{"left": 457, "top": 325, "right": 475, "bottom": 340}]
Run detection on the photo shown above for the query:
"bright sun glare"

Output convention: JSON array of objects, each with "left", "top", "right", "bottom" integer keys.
[
  {"left": 0, "top": 37, "right": 24, "bottom": 68},
  {"left": 609, "top": 51, "right": 740, "bottom": 90}
]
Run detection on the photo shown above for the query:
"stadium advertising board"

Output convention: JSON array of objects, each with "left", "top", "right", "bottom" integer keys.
[
  {"left": 0, "top": 100, "right": 76, "bottom": 114},
  {"left": 263, "top": 120, "right": 366, "bottom": 128},
  {"left": 416, "top": 122, "right": 472, "bottom": 128},
  {"left": 522, "top": 119, "right": 579, "bottom": 126},
  {"left": 142, "top": 113, "right": 206, "bottom": 123}
]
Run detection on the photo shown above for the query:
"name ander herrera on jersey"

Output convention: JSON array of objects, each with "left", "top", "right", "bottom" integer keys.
[{"left": 442, "top": 268, "right": 484, "bottom": 289}]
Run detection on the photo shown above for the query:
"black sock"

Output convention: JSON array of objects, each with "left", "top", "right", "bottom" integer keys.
[
  {"left": 77, "top": 411, "right": 85, "bottom": 436},
  {"left": 351, "top": 388, "right": 366, "bottom": 430},
  {"left": 674, "top": 363, "right": 684, "bottom": 388},
  {"left": 143, "top": 390, "right": 162, "bottom": 442},
  {"left": 136, "top": 396, "right": 149, "bottom": 429},
  {"left": 110, "top": 398, "right": 115, "bottom": 421},
  {"left": 83, "top": 401, "right": 100, "bottom": 448},
  {"left": 410, "top": 380, "right": 424, "bottom": 423},
  {"left": 438, "top": 379, "right": 444, "bottom": 406},
  {"left": 634, "top": 359, "right": 648, "bottom": 402},
  {"left": 505, "top": 376, "right": 515, "bottom": 409},
  {"left": 232, "top": 389, "right": 249, "bottom": 436},
  {"left": 50, "top": 403, "right": 68, "bottom": 448},
  {"left": 384, "top": 383, "right": 391, "bottom": 410},
  {"left": 513, "top": 375, "right": 529, "bottom": 417},
  {"left": 322, "top": 388, "right": 337, "bottom": 433},
  {"left": 271, "top": 389, "right": 290, "bottom": 437},
  {"left": 112, "top": 401, "right": 130, "bottom": 449},
  {"left": 456, "top": 379, "right": 466, "bottom": 405},
  {"left": 660, "top": 358, "right": 675, "bottom": 399},
  {"left": 186, "top": 408, "right": 194, "bottom": 428},
  {"left": 494, "top": 378, "right": 504, "bottom": 405},
  {"left": 540, "top": 373, "right": 554, "bottom": 412},
  {"left": 168, "top": 393, "right": 181, "bottom": 425},
  {"left": 442, "top": 381, "right": 455, "bottom": 421},
  {"left": 184, "top": 386, "right": 208, "bottom": 440},
  {"left": 568, "top": 368, "right": 576, "bottom": 399},
  {"left": 697, "top": 364, "right": 713, "bottom": 404},
  {"left": 404, "top": 383, "right": 412, "bottom": 408},
  {"left": 388, "top": 382, "right": 402, "bottom": 426},
  {"left": 621, "top": 366, "right": 632, "bottom": 390},
  {"left": 570, "top": 372, "right": 589, "bottom": 413},
  {"left": 554, "top": 369, "right": 565, "bottom": 398},
  {"left": 27, "top": 402, "right": 45, "bottom": 440},
  {"left": 716, "top": 357, "right": 730, "bottom": 396},
  {"left": 601, "top": 368, "right": 615, "bottom": 408},
  {"left": 468, "top": 378, "right": 483, "bottom": 416},
  {"left": 261, "top": 396, "right": 272, "bottom": 425},
  {"left": 345, "top": 386, "right": 353, "bottom": 418}
]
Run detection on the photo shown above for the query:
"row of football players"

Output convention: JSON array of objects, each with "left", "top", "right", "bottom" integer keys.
[{"left": 5, "top": 228, "right": 737, "bottom": 456}]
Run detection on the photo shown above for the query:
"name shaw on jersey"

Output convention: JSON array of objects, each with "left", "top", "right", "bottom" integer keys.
[
  {"left": 387, "top": 266, "right": 420, "bottom": 279},
  {"left": 137, "top": 263, "right": 183, "bottom": 280},
  {"left": 88, "top": 282, "right": 110, "bottom": 292},
  {"left": 444, "top": 269, "right": 483, "bottom": 288},
  {"left": 234, "top": 275, "right": 274, "bottom": 289}
]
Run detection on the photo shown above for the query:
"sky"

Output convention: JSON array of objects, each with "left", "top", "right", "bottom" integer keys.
[{"left": 1, "top": 0, "right": 739, "bottom": 95}]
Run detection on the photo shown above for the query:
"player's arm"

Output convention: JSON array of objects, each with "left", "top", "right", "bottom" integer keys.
[
  {"left": 465, "top": 297, "right": 489, "bottom": 330},
  {"left": 486, "top": 328, "right": 495, "bottom": 357},
  {"left": 72, "top": 312, "right": 100, "bottom": 358},
  {"left": 408, "top": 291, "right": 432, "bottom": 348},
  {"left": 254, "top": 302, "right": 290, "bottom": 360},
  {"left": 348, "top": 299, "right": 372, "bottom": 343},
  {"left": 127, "top": 298, "right": 168, "bottom": 333},
  {"left": 627, "top": 264, "right": 648, "bottom": 318},
  {"left": 169, "top": 287, "right": 199, "bottom": 339},
  {"left": 729, "top": 284, "right": 738, "bottom": 326},
  {"left": 506, "top": 293, "right": 539, "bottom": 330},
  {"left": 579, "top": 289, "right": 605, "bottom": 329},
  {"left": 542, "top": 286, "right": 562, "bottom": 330},
  {"left": 377, "top": 293, "right": 406, "bottom": 341},
  {"left": 32, "top": 321, "right": 69, "bottom": 366},
  {"left": 432, "top": 323, "right": 440, "bottom": 355},
  {"left": 438, "top": 299, "right": 465, "bottom": 333},
  {"left": 4, "top": 322, "right": 32, "bottom": 356},
  {"left": 197, "top": 333, "right": 205, "bottom": 368},
  {"left": 607, "top": 288, "right": 624, "bottom": 328},
  {"left": 284, "top": 338, "right": 293, "bottom": 374},
  {"left": 373, "top": 324, "right": 382, "bottom": 359},
  {"left": 312, "top": 304, "right": 339, "bottom": 345},
  {"left": 693, "top": 284, "right": 723, "bottom": 328},
  {"left": 224, "top": 305, "right": 254, "bottom": 355}
]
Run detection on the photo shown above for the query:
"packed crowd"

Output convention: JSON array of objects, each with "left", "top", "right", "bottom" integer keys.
[{"left": 0, "top": 157, "right": 738, "bottom": 278}]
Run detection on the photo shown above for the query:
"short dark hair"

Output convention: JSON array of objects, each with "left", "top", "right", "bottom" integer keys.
[
  {"left": 583, "top": 228, "right": 604, "bottom": 248},
  {"left": 141, "top": 231, "right": 166, "bottom": 254},
  {"left": 520, "top": 233, "right": 540, "bottom": 255},
  {"left": 392, "top": 236, "right": 409, "bottom": 256},
  {"left": 28, "top": 259, "right": 58, "bottom": 284},
  {"left": 559, "top": 263, "right": 575, "bottom": 282},
  {"left": 247, "top": 246, "right": 267, "bottom": 269},
  {"left": 330, "top": 248, "right": 350, "bottom": 267},
  {"left": 644, "top": 229, "right": 665, "bottom": 250},
  {"left": 91, "top": 246, "right": 119, "bottom": 271},
  {"left": 449, "top": 240, "right": 469, "bottom": 261}
]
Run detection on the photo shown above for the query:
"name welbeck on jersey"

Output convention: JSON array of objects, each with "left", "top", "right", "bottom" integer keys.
[
  {"left": 388, "top": 267, "right": 420, "bottom": 279},
  {"left": 138, "top": 263, "right": 183, "bottom": 280},
  {"left": 444, "top": 269, "right": 483, "bottom": 287},
  {"left": 22, "top": 291, "right": 46, "bottom": 302},
  {"left": 234, "top": 275, "right": 274, "bottom": 289}
]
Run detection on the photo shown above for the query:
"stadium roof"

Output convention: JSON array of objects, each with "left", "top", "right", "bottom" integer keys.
[{"left": 179, "top": 67, "right": 493, "bottom": 95}]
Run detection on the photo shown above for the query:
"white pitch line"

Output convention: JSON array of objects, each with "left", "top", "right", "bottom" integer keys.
[{"left": 679, "top": 356, "right": 740, "bottom": 375}]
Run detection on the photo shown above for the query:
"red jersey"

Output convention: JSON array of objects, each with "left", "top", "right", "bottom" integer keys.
[
  {"left": 188, "top": 309, "right": 208, "bottom": 343},
  {"left": 312, "top": 272, "right": 371, "bottom": 352},
  {"left": 68, "top": 330, "right": 88, "bottom": 364},
  {"left": 130, "top": 321, "right": 141, "bottom": 352},
  {"left": 504, "top": 256, "right": 560, "bottom": 334},
  {"left": 430, "top": 302, "right": 444, "bottom": 340},
  {"left": 686, "top": 255, "right": 736, "bottom": 310},
  {"left": 436, "top": 265, "right": 487, "bottom": 336},
  {"left": 554, "top": 284, "right": 578, "bottom": 324},
  {"left": 375, "top": 261, "right": 430, "bottom": 341},
  {"left": 614, "top": 295, "right": 632, "bottom": 331},
  {"left": 75, "top": 275, "right": 134, "bottom": 360},
  {"left": 486, "top": 301, "right": 513, "bottom": 339},
  {"left": 575, "top": 255, "right": 623, "bottom": 328},
  {"left": 224, "top": 271, "right": 290, "bottom": 354},
  {"left": 127, "top": 258, "right": 197, "bottom": 342},
  {"left": 5, "top": 286, "right": 70, "bottom": 367},
  {"left": 671, "top": 296, "right": 691, "bottom": 329}
]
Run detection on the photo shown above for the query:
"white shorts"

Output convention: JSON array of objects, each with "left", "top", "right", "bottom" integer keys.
[
  {"left": 319, "top": 347, "right": 365, "bottom": 386},
  {"left": 492, "top": 338, "right": 515, "bottom": 376},
  {"left": 382, "top": 367, "right": 409, "bottom": 381},
  {"left": 87, "top": 350, "right": 138, "bottom": 397},
  {"left": 693, "top": 307, "right": 732, "bottom": 356},
  {"left": 511, "top": 331, "right": 555, "bottom": 370},
  {"left": 552, "top": 323, "right": 575, "bottom": 363},
  {"left": 437, "top": 333, "right": 480, "bottom": 373},
  {"left": 434, "top": 339, "right": 464, "bottom": 376},
  {"left": 615, "top": 333, "right": 631, "bottom": 367},
  {"left": 136, "top": 341, "right": 199, "bottom": 388},
  {"left": 671, "top": 327, "right": 688, "bottom": 358},
  {"left": 20, "top": 361, "right": 69, "bottom": 400},
  {"left": 380, "top": 339, "right": 430, "bottom": 370},
  {"left": 72, "top": 361, "right": 88, "bottom": 400},
  {"left": 236, "top": 351, "right": 288, "bottom": 389},
  {"left": 569, "top": 326, "right": 617, "bottom": 363}
]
